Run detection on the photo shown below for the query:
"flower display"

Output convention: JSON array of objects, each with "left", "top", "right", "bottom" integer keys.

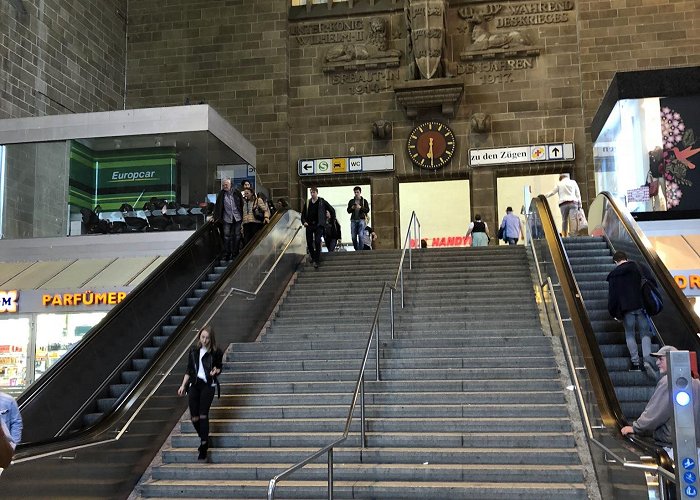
[{"left": 659, "top": 106, "right": 699, "bottom": 209}]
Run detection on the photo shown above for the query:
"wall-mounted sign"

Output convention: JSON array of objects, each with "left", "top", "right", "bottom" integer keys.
[
  {"left": 0, "top": 290, "right": 19, "bottom": 313},
  {"left": 298, "top": 154, "right": 394, "bottom": 176},
  {"left": 469, "top": 143, "right": 575, "bottom": 167},
  {"left": 673, "top": 271, "right": 700, "bottom": 297},
  {"left": 41, "top": 290, "right": 127, "bottom": 308}
]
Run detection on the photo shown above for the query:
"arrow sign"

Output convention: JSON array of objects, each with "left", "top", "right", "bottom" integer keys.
[{"left": 548, "top": 144, "right": 564, "bottom": 160}]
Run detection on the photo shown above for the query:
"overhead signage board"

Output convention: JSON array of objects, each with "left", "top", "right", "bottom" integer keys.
[
  {"left": 469, "top": 143, "right": 575, "bottom": 167},
  {"left": 298, "top": 154, "right": 394, "bottom": 176}
]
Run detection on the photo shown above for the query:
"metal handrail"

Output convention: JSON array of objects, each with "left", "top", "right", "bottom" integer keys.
[
  {"left": 10, "top": 217, "right": 305, "bottom": 466},
  {"left": 527, "top": 202, "right": 676, "bottom": 491},
  {"left": 267, "top": 212, "right": 421, "bottom": 500}
]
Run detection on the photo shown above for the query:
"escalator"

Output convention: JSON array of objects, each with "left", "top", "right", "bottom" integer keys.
[
  {"left": 529, "top": 191, "right": 700, "bottom": 498},
  {"left": 0, "top": 210, "right": 306, "bottom": 499}
]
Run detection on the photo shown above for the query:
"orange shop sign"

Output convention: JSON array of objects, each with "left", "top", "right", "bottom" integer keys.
[
  {"left": 41, "top": 290, "right": 127, "bottom": 307},
  {"left": 674, "top": 275, "right": 700, "bottom": 290},
  {"left": 0, "top": 290, "right": 19, "bottom": 313}
]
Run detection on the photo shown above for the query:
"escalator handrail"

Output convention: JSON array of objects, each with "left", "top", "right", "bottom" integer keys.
[
  {"left": 17, "top": 220, "right": 220, "bottom": 410},
  {"left": 531, "top": 195, "right": 673, "bottom": 478},
  {"left": 596, "top": 191, "right": 700, "bottom": 342},
  {"left": 531, "top": 194, "right": 624, "bottom": 426},
  {"left": 13, "top": 211, "right": 297, "bottom": 458}
]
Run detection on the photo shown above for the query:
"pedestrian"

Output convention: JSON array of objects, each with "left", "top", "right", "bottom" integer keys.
[
  {"left": 241, "top": 187, "right": 270, "bottom": 245},
  {"left": 499, "top": 207, "right": 522, "bottom": 245},
  {"left": 347, "top": 186, "right": 370, "bottom": 251},
  {"left": 213, "top": 178, "right": 243, "bottom": 260},
  {"left": 301, "top": 187, "right": 335, "bottom": 268},
  {"left": 324, "top": 209, "right": 341, "bottom": 252},
  {"left": 606, "top": 250, "right": 656, "bottom": 373},
  {"left": 621, "top": 346, "right": 700, "bottom": 461},
  {"left": 1, "top": 390, "right": 23, "bottom": 471},
  {"left": 466, "top": 214, "right": 489, "bottom": 247},
  {"left": 544, "top": 173, "right": 582, "bottom": 237},
  {"left": 177, "top": 325, "right": 223, "bottom": 461},
  {"left": 362, "top": 225, "right": 377, "bottom": 250}
]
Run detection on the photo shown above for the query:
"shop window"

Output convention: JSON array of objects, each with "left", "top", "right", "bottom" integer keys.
[
  {"left": 0, "top": 317, "right": 30, "bottom": 389},
  {"left": 35, "top": 312, "right": 106, "bottom": 381}
]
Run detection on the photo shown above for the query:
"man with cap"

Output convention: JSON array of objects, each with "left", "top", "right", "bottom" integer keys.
[
  {"left": 544, "top": 173, "right": 581, "bottom": 237},
  {"left": 621, "top": 346, "right": 700, "bottom": 460}
]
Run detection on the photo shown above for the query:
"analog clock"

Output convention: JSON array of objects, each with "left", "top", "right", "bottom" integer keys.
[{"left": 406, "top": 121, "right": 456, "bottom": 170}]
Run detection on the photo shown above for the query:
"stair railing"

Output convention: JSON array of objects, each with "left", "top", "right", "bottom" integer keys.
[{"left": 267, "top": 212, "right": 421, "bottom": 500}]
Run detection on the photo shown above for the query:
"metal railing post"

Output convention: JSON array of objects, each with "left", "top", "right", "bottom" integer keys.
[
  {"left": 390, "top": 287, "right": 395, "bottom": 340},
  {"left": 400, "top": 266, "right": 404, "bottom": 308},
  {"left": 328, "top": 449, "right": 334, "bottom": 500},
  {"left": 375, "top": 323, "right": 380, "bottom": 382},
  {"left": 360, "top": 378, "right": 366, "bottom": 448}
]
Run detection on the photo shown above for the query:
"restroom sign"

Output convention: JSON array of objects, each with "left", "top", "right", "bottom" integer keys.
[
  {"left": 299, "top": 154, "right": 394, "bottom": 176},
  {"left": 470, "top": 143, "right": 575, "bottom": 167}
]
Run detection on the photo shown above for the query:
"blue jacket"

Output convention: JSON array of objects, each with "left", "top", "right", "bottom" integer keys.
[{"left": 0, "top": 392, "right": 22, "bottom": 447}]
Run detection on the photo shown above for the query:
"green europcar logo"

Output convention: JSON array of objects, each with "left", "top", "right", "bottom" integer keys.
[{"left": 110, "top": 170, "right": 158, "bottom": 182}]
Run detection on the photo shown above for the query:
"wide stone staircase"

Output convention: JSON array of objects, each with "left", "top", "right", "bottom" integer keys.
[{"left": 138, "top": 246, "right": 591, "bottom": 498}]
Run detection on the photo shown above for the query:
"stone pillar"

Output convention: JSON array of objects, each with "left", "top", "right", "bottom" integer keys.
[
  {"left": 469, "top": 168, "right": 497, "bottom": 242},
  {"left": 370, "top": 175, "right": 399, "bottom": 250}
]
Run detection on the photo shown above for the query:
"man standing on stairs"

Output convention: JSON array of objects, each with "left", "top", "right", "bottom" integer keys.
[
  {"left": 621, "top": 346, "right": 700, "bottom": 461},
  {"left": 544, "top": 173, "right": 581, "bottom": 237},
  {"left": 607, "top": 251, "right": 656, "bottom": 373},
  {"left": 347, "top": 186, "right": 370, "bottom": 251},
  {"left": 214, "top": 178, "right": 243, "bottom": 260},
  {"left": 302, "top": 187, "right": 335, "bottom": 268}
]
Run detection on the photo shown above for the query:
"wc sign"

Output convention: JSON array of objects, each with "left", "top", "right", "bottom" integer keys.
[{"left": 0, "top": 290, "right": 19, "bottom": 313}]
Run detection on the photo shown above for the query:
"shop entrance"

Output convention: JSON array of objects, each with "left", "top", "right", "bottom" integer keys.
[
  {"left": 496, "top": 174, "right": 563, "bottom": 244},
  {"left": 399, "top": 180, "right": 470, "bottom": 248}
]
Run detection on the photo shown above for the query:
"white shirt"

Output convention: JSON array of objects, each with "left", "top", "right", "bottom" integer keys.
[
  {"left": 197, "top": 347, "right": 208, "bottom": 382},
  {"left": 546, "top": 177, "right": 581, "bottom": 204}
]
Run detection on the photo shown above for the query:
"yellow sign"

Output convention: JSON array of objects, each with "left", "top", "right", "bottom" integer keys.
[
  {"left": 332, "top": 157, "right": 347, "bottom": 173},
  {"left": 675, "top": 275, "right": 700, "bottom": 289},
  {"left": 41, "top": 291, "right": 127, "bottom": 307},
  {"left": 0, "top": 290, "right": 19, "bottom": 313}
]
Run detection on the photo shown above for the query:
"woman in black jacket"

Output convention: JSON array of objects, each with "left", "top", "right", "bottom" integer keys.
[{"left": 177, "top": 325, "right": 224, "bottom": 460}]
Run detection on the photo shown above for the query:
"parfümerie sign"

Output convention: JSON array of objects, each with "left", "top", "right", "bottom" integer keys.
[{"left": 469, "top": 143, "right": 575, "bottom": 167}]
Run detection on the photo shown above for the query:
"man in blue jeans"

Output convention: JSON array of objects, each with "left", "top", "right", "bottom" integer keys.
[
  {"left": 607, "top": 250, "right": 656, "bottom": 373},
  {"left": 347, "top": 186, "right": 370, "bottom": 251}
]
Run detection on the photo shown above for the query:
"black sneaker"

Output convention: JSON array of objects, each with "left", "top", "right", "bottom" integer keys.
[
  {"left": 313, "top": 261, "right": 319, "bottom": 269},
  {"left": 197, "top": 440, "right": 208, "bottom": 460},
  {"left": 629, "top": 362, "right": 642, "bottom": 372}
]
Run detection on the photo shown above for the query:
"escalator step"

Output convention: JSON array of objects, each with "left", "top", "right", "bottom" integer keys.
[
  {"left": 186, "top": 297, "right": 199, "bottom": 306},
  {"left": 179, "top": 306, "right": 193, "bottom": 316},
  {"left": 132, "top": 358, "right": 149, "bottom": 371},
  {"left": 121, "top": 370, "right": 140, "bottom": 383},
  {"left": 83, "top": 412, "right": 103, "bottom": 427},
  {"left": 109, "top": 384, "right": 130, "bottom": 397},
  {"left": 192, "top": 289, "right": 207, "bottom": 298},
  {"left": 143, "top": 346, "right": 159, "bottom": 359},
  {"left": 97, "top": 397, "right": 117, "bottom": 412},
  {"left": 201, "top": 281, "right": 215, "bottom": 289},
  {"left": 170, "top": 316, "right": 185, "bottom": 325},
  {"left": 162, "top": 325, "right": 177, "bottom": 336}
]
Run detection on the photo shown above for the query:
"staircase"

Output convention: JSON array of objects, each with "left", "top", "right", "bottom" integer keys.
[
  {"left": 79, "top": 258, "right": 231, "bottom": 428},
  {"left": 562, "top": 236, "right": 658, "bottom": 420},
  {"left": 138, "top": 247, "right": 590, "bottom": 499}
]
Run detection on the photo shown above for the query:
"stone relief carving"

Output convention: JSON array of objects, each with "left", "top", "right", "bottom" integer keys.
[
  {"left": 405, "top": 0, "right": 450, "bottom": 80},
  {"left": 323, "top": 17, "right": 401, "bottom": 73},
  {"left": 372, "top": 120, "right": 393, "bottom": 140},
  {"left": 470, "top": 113, "right": 491, "bottom": 134},
  {"left": 457, "top": 4, "right": 541, "bottom": 61}
]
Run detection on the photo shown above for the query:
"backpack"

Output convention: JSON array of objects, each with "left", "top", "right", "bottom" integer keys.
[{"left": 637, "top": 263, "right": 663, "bottom": 316}]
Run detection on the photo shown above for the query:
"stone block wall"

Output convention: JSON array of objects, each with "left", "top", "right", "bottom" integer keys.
[
  {"left": 126, "top": 0, "right": 290, "bottom": 202},
  {"left": 0, "top": 0, "right": 127, "bottom": 118}
]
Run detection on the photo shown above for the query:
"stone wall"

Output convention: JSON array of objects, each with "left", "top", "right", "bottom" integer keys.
[
  {"left": 126, "top": 0, "right": 290, "bottom": 202},
  {"left": 577, "top": 0, "right": 700, "bottom": 202},
  {"left": 0, "top": 0, "right": 127, "bottom": 118}
]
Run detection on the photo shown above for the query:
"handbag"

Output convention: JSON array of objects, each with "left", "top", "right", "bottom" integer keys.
[
  {"left": 252, "top": 199, "right": 265, "bottom": 222},
  {"left": 636, "top": 263, "right": 663, "bottom": 316},
  {"left": 575, "top": 208, "right": 588, "bottom": 235},
  {"left": 497, "top": 226, "right": 505, "bottom": 241}
]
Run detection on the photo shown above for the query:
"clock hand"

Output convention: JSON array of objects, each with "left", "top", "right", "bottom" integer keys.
[{"left": 427, "top": 138, "right": 434, "bottom": 166}]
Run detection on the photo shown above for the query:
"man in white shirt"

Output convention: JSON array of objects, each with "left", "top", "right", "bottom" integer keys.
[{"left": 545, "top": 173, "right": 582, "bottom": 237}]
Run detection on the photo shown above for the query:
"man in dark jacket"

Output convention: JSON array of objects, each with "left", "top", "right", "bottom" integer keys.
[
  {"left": 347, "top": 186, "right": 370, "bottom": 251},
  {"left": 301, "top": 187, "right": 335, "bottom": 268},
  {"left": 213, "top": 178, "right": 243, "bottom": 260},
  {"left": 607, "top": 250, "right": 656, "bottom": 372}
]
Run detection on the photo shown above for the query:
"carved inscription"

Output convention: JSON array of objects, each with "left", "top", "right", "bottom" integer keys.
[
  {"left": 454, "top": 58, "right": 534, "bottom": 84},
  {"left": 330, "top": 69, "right": 400, "bottom": 95},
  {"left": 291, "top": 20, "right": 364, "bottom": 46},
  {"left": 497, "top": 1, "right": 574, "bottom": 27}
]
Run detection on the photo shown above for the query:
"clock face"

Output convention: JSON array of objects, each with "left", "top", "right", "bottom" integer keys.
[{"left": 406, "top": 121, "right": 456, "bottom": 170}]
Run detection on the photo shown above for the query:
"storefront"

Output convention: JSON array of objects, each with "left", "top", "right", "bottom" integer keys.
[{"left": 0, "top": 288, "right": 130, "bottom": 392}]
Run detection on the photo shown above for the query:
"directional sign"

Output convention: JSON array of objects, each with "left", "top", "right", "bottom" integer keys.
[
  {"left": 470, "top": 142, "right": 575, "bottom": 167},
  {"left": 299, "top": 155, "right": 393, "bottom": 176}
]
